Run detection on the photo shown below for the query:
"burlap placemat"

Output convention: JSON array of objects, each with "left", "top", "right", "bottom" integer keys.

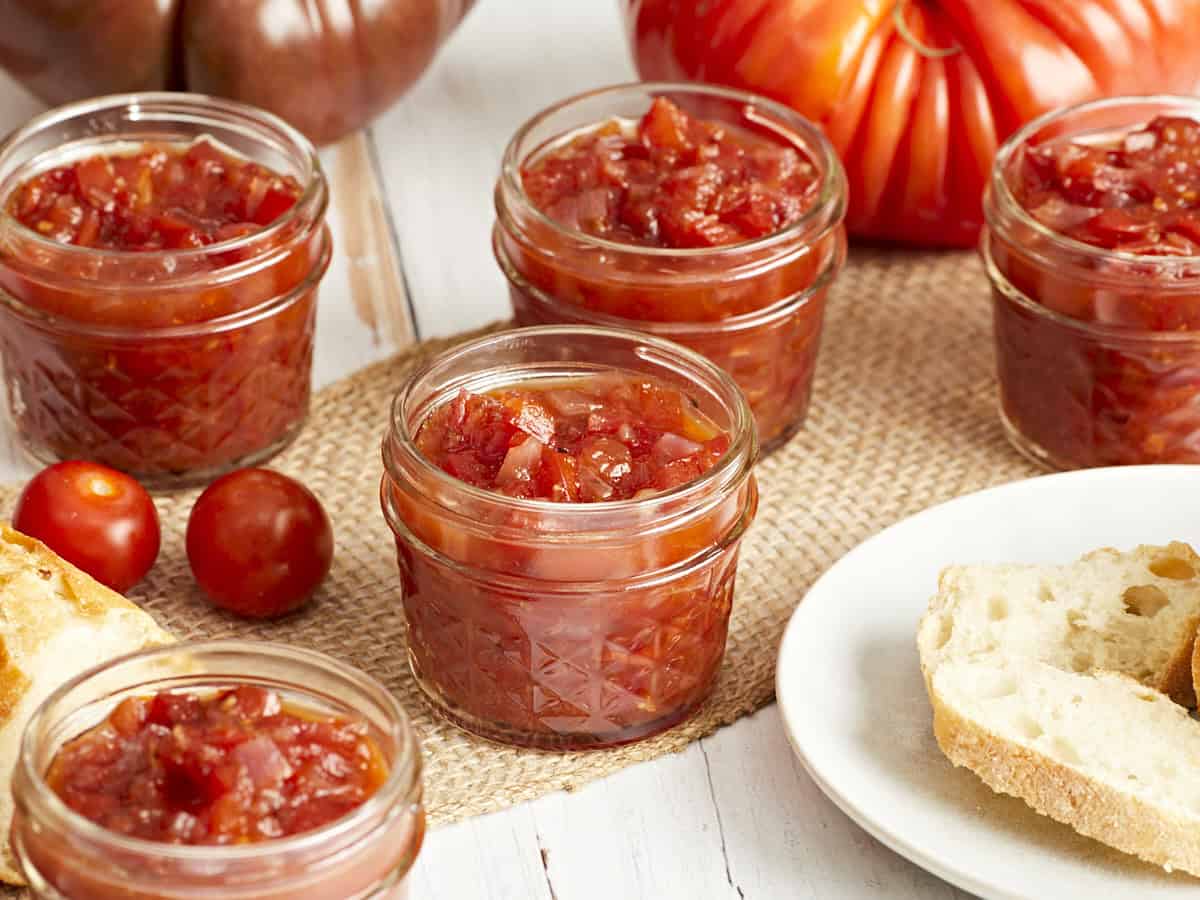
[{"left": 0, "top": 245, "right": 1042, "bottom": 852}]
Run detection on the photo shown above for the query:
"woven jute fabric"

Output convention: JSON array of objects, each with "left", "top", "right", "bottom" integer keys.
[{"left": 0, "top": 246, "right": 1042, "bottom": 857}]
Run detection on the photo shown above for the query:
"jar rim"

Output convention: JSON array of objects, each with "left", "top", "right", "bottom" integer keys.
[
  {"left": 497, "top": 81, "right": 847, "bottom": 260},
  {"left": 0, "top": 92, "right": 328, "bottom": 264},
  {"left": 982, "top": 229, "right": 1200, "bottom": 343},
  {"left": 493, "top": 224, "right": 844, "bottom": 333},
  {"left": 16, "top": 639, "right": 422, "bottom": 865},
  {"left": 0, "top": 224, "right": 331, "bottom": 339},
  {"left": 986, "top": 93, "right": 1200, "bottom": 270},
  {"left": 384, "top": 324, "right": 758, "bottom": 522}
]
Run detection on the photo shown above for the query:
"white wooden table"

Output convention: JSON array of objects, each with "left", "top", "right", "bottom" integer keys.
[{"left": 0, "top": 4, "right": 974, "bottom": 898}]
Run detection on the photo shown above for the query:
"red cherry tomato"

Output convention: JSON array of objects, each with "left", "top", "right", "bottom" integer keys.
[
  {"left": 186, "top": 468, "right": 333, "bottom": 619},
  {"left": 12, "top": 460, "right": 160, "bottom": 593}
]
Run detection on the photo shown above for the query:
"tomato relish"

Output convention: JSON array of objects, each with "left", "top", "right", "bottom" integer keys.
[
  {"left": 46, "top": 686, "right": 387, "bottom": 845},
  {"left": 497, "top": 85, "right": 846, "bottom": 452},
  {"left": 7, "top": 138, "right": 301, "bottom": 251},
  {"left": 1011, "top": 116, "right": 1200, "bottom": 258},
  {"left": 414, "top": 375, "right": 728, "bottom": 502},
  {"left": 521, "top": 97, "right": 819, "bottom": 249},
  {"left": 986, "top": 99, "right": 1200, "bottom": 469}
]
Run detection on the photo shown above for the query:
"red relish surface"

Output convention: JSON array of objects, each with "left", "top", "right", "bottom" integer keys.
[
  {"left": 414, "top": 374, "right": 730, "bottom": 502},
  {"left": 46, "top": 686, "right": 388, "bottom": 844},
  {"left": 7, "top": 138, "right": 301, "bottom": 251},
  {"left": 521, "top": 97, "right": 819, "bottom": 249},
  {"left": 1011, "top": 115, "right": 1200, "bottom": 256}
]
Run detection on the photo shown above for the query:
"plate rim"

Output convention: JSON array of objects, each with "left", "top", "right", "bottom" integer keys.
[{"left": 774, "top": 464, "right": 1200, "bottom": 900}]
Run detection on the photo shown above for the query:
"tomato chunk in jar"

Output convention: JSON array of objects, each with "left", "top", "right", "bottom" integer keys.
[
  {"left": 522, "top": 97, "right": 819, "bottom": 252},
  {"left": 7, "top": 138, "right": 301, "bottom": 251},
  {"left": 46, "top": 685, "right": 387, "bottom": 844},
  {"left": 985, "top": 99, "right": 1200, "bottom": 469},
  {"left": 414, "top": 376, "right": 730, "bottom": 502},
  {"left": 495, "top": 85, "right": 847, "bottom": 452},
  {"left": 0, "top": 95, "right": 329, "bottom": 488},
  {"left": 385, "top": 344, "right": 758, "bottom": 750}
]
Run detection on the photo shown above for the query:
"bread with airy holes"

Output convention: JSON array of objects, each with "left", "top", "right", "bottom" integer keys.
[
  {"left": 0, "top": 525, "right": 173, "bottom": 885},
  {"left": 917, "top": 542, "right": 1200, "bottom": 876}
]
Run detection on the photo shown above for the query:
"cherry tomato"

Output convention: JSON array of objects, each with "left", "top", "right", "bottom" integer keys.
[
  {"left": 13, "top": 460, "right": 160, "bottom": 593},
  {"left": 186, "top": 468, "right": 333, "bottom": 619}
]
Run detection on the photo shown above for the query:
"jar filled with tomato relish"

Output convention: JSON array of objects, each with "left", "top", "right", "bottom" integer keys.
[
  {"left": 0, "top": 93, "right": 331, "bottom": 489},
  {"left": 983, "top": 95, "right": 1200, "bottom": 469},
  {"left": 494, "top": 83, "right": 847, "bottom": 452},
  {"left": 11, "top": 641, "right": 424, "bottom": 899},
  {"left": 380, "top": 326, "right": 758, "bottom": 750}
]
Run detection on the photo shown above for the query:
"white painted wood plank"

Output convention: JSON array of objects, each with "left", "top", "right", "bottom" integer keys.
[
  {"left": 700, "top": 708, "right": 975, "bottom": 900},
  {"left": 410, "top": 803, "right": 553, "bottom": 900},
  {"left": 369, "top": 0, "right": 636, "bottom": 338},
  {"left": 529, "top": 742, "right": 739, "bottom": 900}
]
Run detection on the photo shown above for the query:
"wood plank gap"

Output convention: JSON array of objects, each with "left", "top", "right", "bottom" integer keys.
[
  {"left": 534, "top": 828, "right": 560, "bottom": 900},
  {"left": 699, "top": 739, "right": 746, "bottom": 900},
  {"left": 328, "top": 130, "right": 419, "bottom": 348},
  {"left": 364, "top": 125, "right": 422, "bottom": 340}
]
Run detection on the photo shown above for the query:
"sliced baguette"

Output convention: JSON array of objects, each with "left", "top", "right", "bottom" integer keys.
[
  {"left": 917, "top": 542, "right": 1200, "bottom": 877},
  {"left": 0, "top": 525, "right": 173, "bottom": 885},
  {"left": 919, "top": 542, "right": 1200, "bottom": 706}
]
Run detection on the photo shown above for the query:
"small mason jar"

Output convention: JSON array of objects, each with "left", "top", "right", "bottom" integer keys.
[
  {"left": 11, "top": 641, "right": 424, "bottom": 900},
  {"left": 0, "top": 93, "right": 331, "bottom": 489},
  {"left": 380, "top": 325, "right": 759, "bottom": 750},
  {"left": 983, "top": 95, "right": 1200, "bottom": 469},
  {"left": 494, "top": 83, "right": 847, "bottom": 452}
]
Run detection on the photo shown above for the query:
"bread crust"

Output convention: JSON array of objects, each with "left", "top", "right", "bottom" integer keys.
[
  {"left": 929, "top": 680, "right": 1200, "bottom": 877},
  {"left": 0, "top": 525, "right": 172, "bottom": 885}
]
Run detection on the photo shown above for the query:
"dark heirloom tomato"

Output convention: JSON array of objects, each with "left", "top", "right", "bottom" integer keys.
[
  {"left": 0, "top": 0, "right": 476, "bottom": 145},
  {"left": 623, "top": 0, "right": 1200, "bottom": 246},
  {"left": 187, "top": 469, "right": 333, "bottom": 619},
  {"left": 13, "top": 461, "right": 160, "bottom": 593},
  {"left": 45, "top": 686, "right": 388, "bottom": 845}
]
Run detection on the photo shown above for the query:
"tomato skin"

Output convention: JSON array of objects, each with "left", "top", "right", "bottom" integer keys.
[
  {"left": 12, "top": 461, "right": 160, "bottom": 593},
  {"left": 186, "top": 468, "right": 333, "bottom": 619},
  {"left": 623, "top": 0, "right": 1200, "bottom": 247}
]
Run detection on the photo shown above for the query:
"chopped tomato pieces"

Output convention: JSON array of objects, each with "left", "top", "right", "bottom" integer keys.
[
  {"left": 46, "top": 686, "right": 387, "bottom": 845},
  {"left": 7, "top": 138, "right": 301, "bottom": 251},
  {"left": 521, "top": 97, "right": 818, "bottom": 249},
  {"left": 1012, "top": 116, "right": 1200, "bottom": 256},
  {"left": 414, "top": 374, "right": 728, "bottom": 501}
]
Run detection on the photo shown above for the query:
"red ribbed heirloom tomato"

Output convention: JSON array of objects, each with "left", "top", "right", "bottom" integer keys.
[{"left": 623, "top": 0, "right": 1200, "bottom": 246}]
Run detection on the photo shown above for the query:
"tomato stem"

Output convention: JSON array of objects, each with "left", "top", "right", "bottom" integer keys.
[{"left": 892, "top": 1, "right": 961, "bottom": 59}]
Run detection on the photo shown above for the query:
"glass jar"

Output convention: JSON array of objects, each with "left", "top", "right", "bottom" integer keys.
[
  {"left": 983, "top": 95, "right": 1200, "bottom": 469},
  {"left": 493, "top": 82, "right": 847, "bottom": 452},
  {"left": 380, "top": 325, "right": 759, "bottom": 750},
  {"left": 11, "top": 640, "right": 423, "bottom": 900},
  {"left": 0, "top": 93, "right": 331, "bottom": 489}
]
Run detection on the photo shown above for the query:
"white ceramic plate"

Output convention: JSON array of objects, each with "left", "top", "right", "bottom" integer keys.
[{"left": 776, "top": 465, "right": 1200, "bottom": 900}]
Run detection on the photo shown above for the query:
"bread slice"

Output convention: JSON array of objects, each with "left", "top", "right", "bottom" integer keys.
[
  {"left": 920, "top": 542, "right": 1200, "bottom": 706},
  {"left": 0, "top": 525, "right": 173, "bottom": 885},
  {"left": 917, "top": 542, "right": 1200, "bottom": 877},
  {"left": 931, "top": 660, "right": 1200, "bottom": 875}
]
